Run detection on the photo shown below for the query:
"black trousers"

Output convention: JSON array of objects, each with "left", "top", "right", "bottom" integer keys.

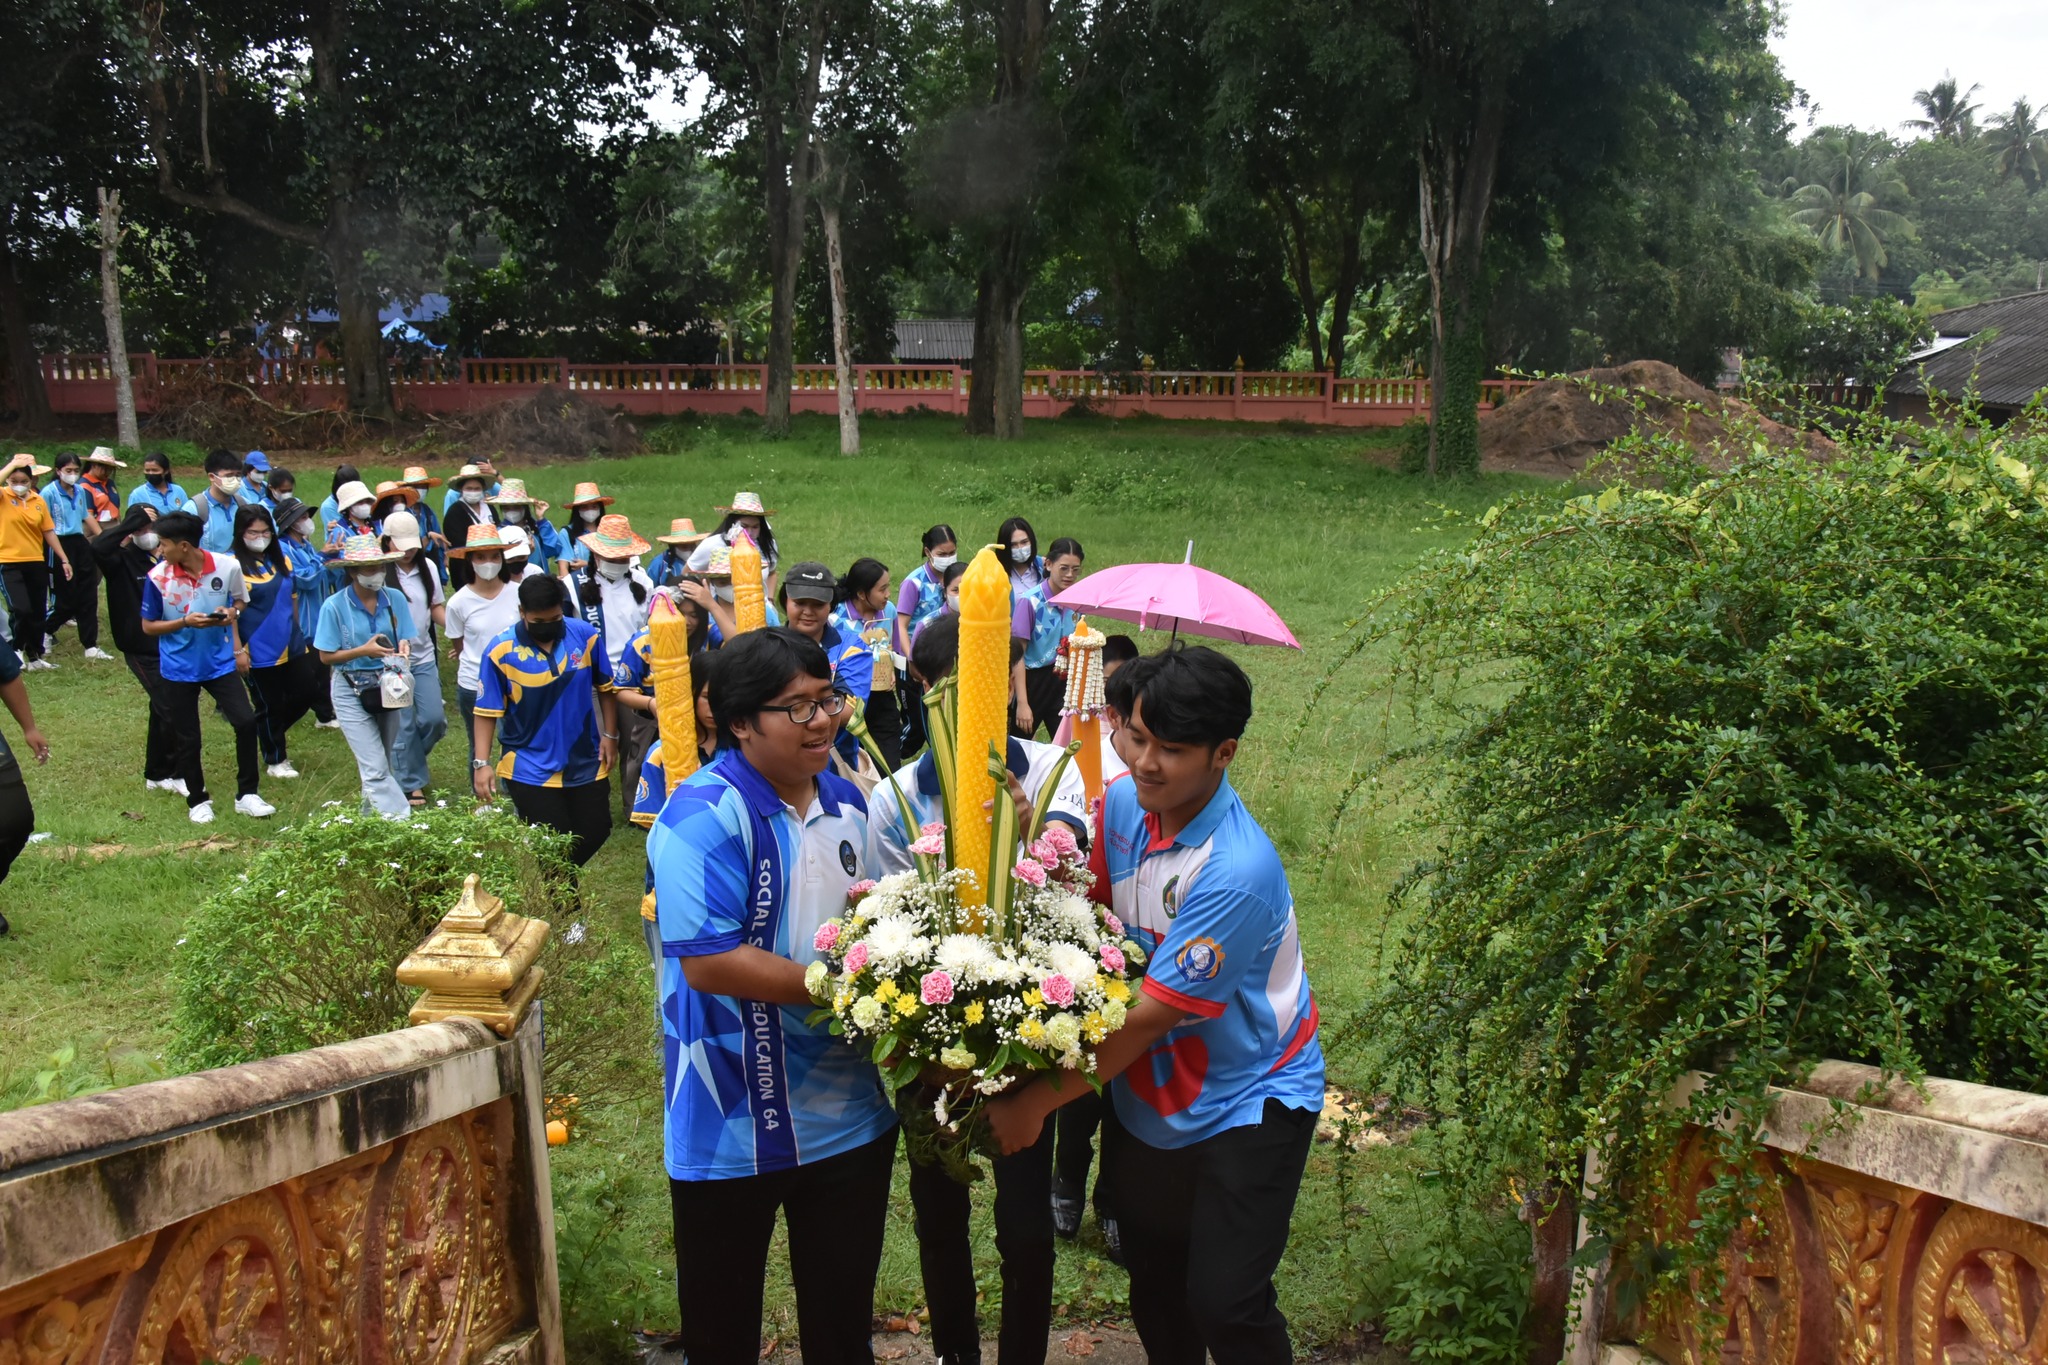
[
  {"left": 1103, "top": 1098, "right": 1316, "bottom": 1365},
  {"left": 0, "top": 756, "right": 33, "bottom": 889},
  {"left": 900, "top": 676, "right": 927, "bottom": 760},
  {"left": 863, "top": 688, "right": 903, "bottom": 770},
  {"left": 1014, "top": 664, "right": 1063, "bottom": 740},
  {"left": 504, "top": 776, "right": 612, "bottom": 867},
  {"left": 124, "top": 651, "right": 180, "bottom": 782},
  {"left": 43, "top": 533, "right": 99, "bottom": 648},
  {"left": 159, "top": 673, "right": 261, "bottom": 806},
  {"left": 309, "top": 657, "right": 336, "bottom": 722},
  {"left": 1, "top": 562, "right": 49, "bottom": 661},
  {"left": 246, "top": 652, "right": 321, "bottom": 764},
  {"left": 670, "top": 1125, "right": 898, "bottom": 1365},
  {"left": 909, "top": 1095, "right": 1057, "bottom": 1365},
  {"left": 1054, "top": 1088, "right": 1114, "bottom": 1218}
]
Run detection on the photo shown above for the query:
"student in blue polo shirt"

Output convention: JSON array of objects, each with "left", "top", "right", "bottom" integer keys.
[
  {"left": 236, "top": 451, "right": 277, "bottom": 510},
  {"left": 471, "top": 574, "right": 619, "bottom": 868},
  {"left": 40, "top": 452, "right": 110, "bottom": 661},
  {"left": 140, "top": 511, "right": 274, "bottom": 825},
  {"left": 646, "top": 627, "right": 895, "bottom": 1365},
  {"left": 182, "top": 449, "right": 246, "bottom": 553},
  {"left": 233, "top": 504, "right": 318, "bottom": 779},
  {"left": 986, "top": 647, "right": 1323, "bottom": 1365},
  {"left": 315, "top": 534, "right": 416, "bottom": 818},
  {"left": 1010, "top": 536, "right": 1084, "bottom": 739},
  {"left": 128, "top": 451, "right": 188, "bottom": 516}
]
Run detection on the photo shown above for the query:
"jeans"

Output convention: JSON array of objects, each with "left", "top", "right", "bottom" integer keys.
[
  {"left": 160, "top": 672, "right": 260, "bottom": 807},
  {"left": 1, "top": 562, "right": 49, "bottom": 661},
  {"left": 1104, "top": 1098, "right": 1317, "bottom": 1365},
  {"left": 503, "top": 776, "right": 612, "bottom": 867},
  {"left": 457, "top": 685, "right": 479, "bottom": 766},
  {"left": 124, "top": 651, "right": 179, "bottom": 782},
  {"left": 670, "top": 1126, "right": 898, "bottom": 1365},
  {"left": 246, "top": 651, "right": 321, "bottom": 764},
  {"left": 389, "top": 646, "right": 448, "bottom": 794},
  {"left": 330, "top": 670, "right": 410, "bottom": 818}
]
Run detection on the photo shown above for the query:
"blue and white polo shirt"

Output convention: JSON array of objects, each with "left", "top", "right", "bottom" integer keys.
[
  {"left": 865, "top": 736, "right": 1089, "bottom": 877},
  {"left": 647, "top": 750, "right": 894, "bottom": 1181},
  {"left": 1100, "top": 773, "right": 1324, "bottom": 1149}
]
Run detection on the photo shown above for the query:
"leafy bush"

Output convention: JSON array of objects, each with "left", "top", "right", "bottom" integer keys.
[
  {"left": 173, "top": 804, "right": 654, "bottom": 1107},
  {"left": 1396, "top": 416, "right": 1431, "bottom": 474},
  {"left": 1327, "top": 418, "right": 2048, "bottom": 1292}
]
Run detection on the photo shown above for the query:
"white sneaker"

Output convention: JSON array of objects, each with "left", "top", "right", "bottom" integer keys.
[
  {"left": 266, "top": 761, "right": 300, "bottom": 779},
  {"left": 315, "top": 719, "right": 341, "bottom": 730},
  {"left": 147, "top": 777, "right": 190, "bottom": 796},
  {"left": 189, "top": 799, "right": 215, "bottom": 825},
  {"left": 234, "top": 794, "right": 276, "bottom": 818},
  {"left": 83, "top": 646, "right": 113, "bottom": 661},
  {"left": 22, "top": 658, "right": 54, "bottom": 671}
]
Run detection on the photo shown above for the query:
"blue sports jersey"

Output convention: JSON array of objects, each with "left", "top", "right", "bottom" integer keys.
[
  {"left": 647, "top": 750, "right": 893, "bottom": 1180},
  {"left": 128, "top": 482, "right": 188, "bottom": 515},
  {"left": 1012, "top": 582, "right": 1073, "bottom": 669},
  {"left": 183, "top": 489, "right": 240, "bottom": 553},
  {"left": 898, "top": 565, "right": 947, "bottom": 645},
  {"left": 236, "top": 556, "right": 300, "bottom": 666},
  {"left": 1101, "top": 774, "right": 1324, "bottom": 1148},
  {"left": 474, "top": 617, "right": 613, "bottom": 787},
  {"left": 143, "top": 553, "right": 247, "bottom": 683},
  {"left": 39, "top": 480, "right": 92, "bottom": 537}
]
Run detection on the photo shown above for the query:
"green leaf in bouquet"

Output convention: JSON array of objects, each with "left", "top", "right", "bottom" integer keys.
[
  {"left": 985, "top": 741, "right": 1021, "bottom": 939},
  {"left": 923, "top": 675, "right": 960, "bottom": 876},
  {"left": 1022, "top": 738, "right": 1085, "bottom": 855},
  {"left": 871, "top": 1031, "right": 900, "bottom": 1064}
]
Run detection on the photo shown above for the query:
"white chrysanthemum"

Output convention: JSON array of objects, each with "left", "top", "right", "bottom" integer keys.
[
  {"left": 803, "top": 960, "right": 830, "bottom": 998},
  {"left": 1101, "top": 998, "right": 1127, "bottom": 1030},
  {"left": 1045, "top": 943, "right": 1098, "bottom": 988},
  {"left": 863, "top": 915, "right": 928, "bottom": 969},
  {"left": 935, "top": 933, "right": 998, "bottom": 981},
  {"left": 875, "top": 870, "right": 920, "bottom": 898},
  {"left": 1050, "top": 895, "right": 1099, "bottom": 939}
]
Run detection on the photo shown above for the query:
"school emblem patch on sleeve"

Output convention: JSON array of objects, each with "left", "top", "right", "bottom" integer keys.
[{"left": 1175, "top": 936, "right": 1224, "bottom": 983}]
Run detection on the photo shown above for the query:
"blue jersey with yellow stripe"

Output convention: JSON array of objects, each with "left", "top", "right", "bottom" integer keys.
[{"left": 474, "top": 617, "right": 614, "bottom": 787}]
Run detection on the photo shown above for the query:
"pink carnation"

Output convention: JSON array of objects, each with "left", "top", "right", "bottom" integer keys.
[
  {"left": 920, "top": 821, "right": 947, "bottom": 837},
  {"left": 920, "top": 970, "right": 956, "bottom": 1005},
  {"left": 908, "top": 833, "right": 946, "bottom": 856},
  {"left": 846, "top": 879, "right": 878, "bottom": 898},
  {"left": 1038, "top": 823, "right": 1079, "bottom": 858},
  {"left": 1028, "top": 837, "right": 1057, "bottom": 867},
  {"left": 1102, "top": 912, "right": 1124, "bottom": 937},
  {"left": 843, "top": 942, "right": 870, "bottom": 974},
  {"left": 1041, "top": 973, "right": 1076, "bottom": 1007},
  {"left": 1098, "top": 942, "right": 1126, "bottom": 973},
  {"left": 813, "top": 922, "right": 842, "bottom": 952},
  {"left": 1013, "top": 857, "right": 1048, "bottom": 888}
]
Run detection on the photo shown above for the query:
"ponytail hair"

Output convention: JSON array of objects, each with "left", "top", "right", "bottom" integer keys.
[
  {"left": 838, "top": 556, "right": 888, "bottom": 607},
  {"left": 921, "top": 524, "right": 957, "bottom": 554}
]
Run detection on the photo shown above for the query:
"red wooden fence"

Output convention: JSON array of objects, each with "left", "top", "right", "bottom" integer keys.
[{"left": 38, "top": 354, "right": 1537, "bottom": 429}]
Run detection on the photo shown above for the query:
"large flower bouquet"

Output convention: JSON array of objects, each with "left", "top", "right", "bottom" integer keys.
[{"left": 813, "top": 547, "right": 1144, "bottom": 1178}]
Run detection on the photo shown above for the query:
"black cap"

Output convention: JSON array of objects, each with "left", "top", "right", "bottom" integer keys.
[
  {"left": 783, "top": 561, "right": 837, "bottom": 602},
  {"left": 271, "top": 496, "right": 312, "bottom": 532}
]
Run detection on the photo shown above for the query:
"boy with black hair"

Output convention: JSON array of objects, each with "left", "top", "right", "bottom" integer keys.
[
  {"left": 987, "top": 645, "right": 1324, "bottom": 1365},
  {"left": 645, "top": 627, "right": 896, "bottom": 1365},
  {"left": 183, "top": 448, "right": 246, "bottom": 553}
]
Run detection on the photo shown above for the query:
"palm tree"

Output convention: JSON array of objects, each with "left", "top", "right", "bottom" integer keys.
[
  {"left": 1787, "top": 136, "right": 1915, "bottom": 282},
  {"left": 1906, "top": 74, "right": 1981, "bottom": 142},
  {"left": 1986, "top": 99, "right": 2048, "bottom": 191}
]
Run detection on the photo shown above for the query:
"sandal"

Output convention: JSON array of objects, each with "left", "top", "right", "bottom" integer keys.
[{"left": 408, "top": 791, "right": 427, "bottom": 808}]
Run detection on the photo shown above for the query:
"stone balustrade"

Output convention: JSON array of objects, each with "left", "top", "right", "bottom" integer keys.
[
  {"left": 0, "top": 876, "right": 562, "bottom": 1365},
  {"left": 1569, "top": 1061, "right": 2048, "bottom": 1365}
]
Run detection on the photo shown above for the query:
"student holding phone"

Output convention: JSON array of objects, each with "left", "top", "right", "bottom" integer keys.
[{"left": 313, "top": 534, "right": 415, "bottom": 819}]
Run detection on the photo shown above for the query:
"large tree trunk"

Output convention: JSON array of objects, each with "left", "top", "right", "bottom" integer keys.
[
  {"left": 759, "top": 8, "right": 828, "bottom": 439},
  {"left": 96, "top": 188, "right": 140, "bottom": 449},
  {"left": 819, "top": 194, "right": 860, "bottom": 455},
  {"left": 0, "top": 231, "right": 52, "bottom": 431},
  {"left": 1324, "top": 185, "right": 1368, "bottom": 377},
  {"left": 1275, "top": 196, "right": 1326, "bottom": 374},
  {"left": 965, "top": 0, "right": 1048, "bottom": 439},
  {"left": 1420, "top": 88, "right": 1505, "bottom": 479},
  {"left": 326, "top": 229, "right": 393, "bottom": 420}
]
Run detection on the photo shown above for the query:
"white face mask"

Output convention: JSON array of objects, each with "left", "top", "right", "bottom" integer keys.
[
  {"left": 214, "top": 474, "right": 242, "bottom": 495},
  {"left": 462, "top": 488, "right": 484, "bottom": 505},
  {"left": 354, "top": 570, "right": 387, "bottom": 591},
  {"left": 578, "top": 506, "right": 602, "bottom": 523},
  {"left": 294, "top": 518, "right": 314, "bottom": 537},
  {"left": 930, "top": 553, "right": 956, "bottom": 571},
  {"left": 595, "top": 556, "right": 630, "bottom": 581},
  {"left": 350, "top": 501, "right": 373, "bottom": 520},
  {"left": 134, "top": 531, "right": 160, "bottom": 552},
  {"left": 248, "top": 473, "right": 266, "bottom": 487},
  {"left": 472, "top": 559, "right": 503, "bottom": 581},
  {"left": 1009, "top": 544, "right": 1032, "bottom": 564},
  {"left": 501, "top": 507, "right": 524, "bottom": 523},
  {"left": 59, "top": 471, "right": 79, "bottom": 487},
  {"left": 7, "top": 482, "right": 29, "bottom": 498},
  {"left": 243, "top": 534, "right": 272, "bottom": 553}
]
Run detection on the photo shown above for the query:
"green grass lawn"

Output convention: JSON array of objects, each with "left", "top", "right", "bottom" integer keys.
[{"left": 0, "top": 412, "right": 1561, "bottom": 1355}]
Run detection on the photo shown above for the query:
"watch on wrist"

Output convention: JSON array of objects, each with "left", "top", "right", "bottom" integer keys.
[{"left": 471, "top": 759, "right": 491, "bottom": 771}]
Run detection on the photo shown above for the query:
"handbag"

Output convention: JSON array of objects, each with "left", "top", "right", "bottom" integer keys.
[{"left": 345, "top": 596, "right": 410, "bottom": 712}]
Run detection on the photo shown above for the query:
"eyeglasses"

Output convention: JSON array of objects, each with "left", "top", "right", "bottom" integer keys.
[{"left": 759, "top": 693, "right": 848, "bottom": 725}]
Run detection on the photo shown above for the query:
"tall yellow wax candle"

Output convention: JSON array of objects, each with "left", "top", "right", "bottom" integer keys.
[
  {"left": 648, "top": 593, "right": 698, "bottom": 792},
  {"left": 729, "top": 531, "right": 766, "bottom": 633},
  {"left": 952, "top": 545, "right": 1011, "bottom": 917},
  {"left": 1074, "top": 713, "right": 1103, "bottom": 804}
]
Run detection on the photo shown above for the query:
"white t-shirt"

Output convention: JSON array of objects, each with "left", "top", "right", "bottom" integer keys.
[
  {"left": 446, "top": 582, "right": 521, "bottom": 692},
  {"left": 394, "top": 559, "right": 441, "bottom": 646}
]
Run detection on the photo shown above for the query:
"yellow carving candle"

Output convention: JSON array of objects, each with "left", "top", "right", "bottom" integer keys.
[
  {"left": 648, "top": 593, "right": 698, "bottom": 791},
  {"left": 952, "top": 545, "right": 1011, "bottom": 917},
  {"left": 729, "top": 531, "right": 766, "bottom": 634}
]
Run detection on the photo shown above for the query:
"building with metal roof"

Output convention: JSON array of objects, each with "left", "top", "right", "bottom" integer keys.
[
  {"left": 1889, "top": 291, "right": 2048, "bottom": 424},
  {"left": 891, "top": 319, "right": 975, "bottom": 364}
]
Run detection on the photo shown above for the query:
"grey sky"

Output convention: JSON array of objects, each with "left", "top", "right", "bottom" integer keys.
[{"left": 1772, "top": 0, "right": 2046, "bottom": 134}]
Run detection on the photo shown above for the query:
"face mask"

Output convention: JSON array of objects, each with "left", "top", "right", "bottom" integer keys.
[
  {"left": 350, "top": 502, "right": 373, "bottom": 520},
  {"left": 146, "top": 471, "right": 168, "bottom": 487},
  {"left": 214, "top": 474, "right": 242, "bottom": 495},
  {"left": 249, "top": 473, "right": 267, "bottom": 487},
  {"left": 354, "top": 570, "right": 387, "bottom": 591},
  {"left": 930, "top": 553, "right": 956, "bottom": 571},
  {"left": 134, "top": 531, "right": 160, "bottom": 552},
  {"left": 526, "top": 617, "right": 565, "bottom": 645},
  {"left": 947, "top": 593, "right": 961, "bottom": 611},
  {"left": 578, "top": 506, "right": 602, "bottom": 523},
  {"left": 294, "top": 518, "right": 314, "bottom": 537},
  {"left": 7, "top": 483, "right": 29, "bottom": 498},
  {"left": 462, "top": 488, "right": 484, "bottom": 505},
  {"left": 472, "top": 559, "right": 503, "bottom": 581},
  {"left": 59, "top": 471, "right": 80, "bottom": 487},
  {"left": 500, "top": 507, "right": 524, "bottom": 524},
  {"left": 243, "top": 534, "right": 272, "bottom": 553},
  {"left": 595, "top": 557, "right": 629, "bottom": 581},
  {"left": 1009, "top": 544, "right": 1031, "bottom": 564}
]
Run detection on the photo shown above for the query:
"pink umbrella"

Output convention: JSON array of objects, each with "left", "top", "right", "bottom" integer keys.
[{"left": 1050, "top": 542, "right": 1301, "bottom": 649}]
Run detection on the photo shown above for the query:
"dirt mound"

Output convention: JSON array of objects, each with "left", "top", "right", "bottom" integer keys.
[
  {"left": 425, "top": 390, "right": 644, "bottom": 462},
  {"left": 1481, "top": 360, "right": 1830, "bottom": 476},
  {"left": 146, "top": 366, "right": 370, "bottom": 450}
]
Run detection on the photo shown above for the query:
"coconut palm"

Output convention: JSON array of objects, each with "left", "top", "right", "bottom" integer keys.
[
  {"left": 1986, "top": 99, "right": 2048, "bottom": 191},
  {"left": 1906, "top": 74, "right": 1981, "bottom": 142},
  {"left": 1787, "top": 136, "right": 1915, "bottom": 281}
]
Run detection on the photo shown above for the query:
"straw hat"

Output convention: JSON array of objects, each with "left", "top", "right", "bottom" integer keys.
[
  {"left": 446, "top": 522, "right": 510, "bottom": 557},
  {"left": 565, "top": 481, "right": 613, "bottom": 509},
  {"left": 337, "top": 532, "right": 401, "bottom": 567},
  {"left": 373, "top": 479, "right": 420, "bottom": 508},
  {"left": 488, "top": 478, "right": 549, "bottom": 514},
  {"left": 698, "top": 545, "right": 733, "bottom": 580},
  {"left": 382, "top": 509, "right": 423, "bottom": 551},
  {"left": 86, "top": 446, "right": 128, "bottom": 469},
  {"left": 579, "top": 513, "right": 650, "bottom": 558},
  {"left": 717, "top": 490, "right": 775, "bottom": 516},
  {"left": 333, "top": 480, "right": 375, "bottom": 510},
  {"left": 401, "top": 465, "right": 443, "bottom": 489},
  {"left": 657, "top": 516, "right": 708, "bottom": 547},
  {"left": 499, "top": 525, "right": 532, "bottom": 560},
  {"left": 448, "top": 463, "right": 491, "bottom": 489},
  {"left": 3, "top": 454, "right": 52, "bottom": 481}
]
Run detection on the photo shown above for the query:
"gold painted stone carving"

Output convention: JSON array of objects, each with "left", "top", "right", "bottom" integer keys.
[
  {"left": 132, "top": 1192, "right": 307, "bottom": 1365},
  {"left": 1810, "top": 1179, "right": 1894, "bottom": 1365},
  {"left": 396, "top": 876, "right": 549, "bottom": 1036},
  {"left": 369, "top": 1121, "right": 476, "bottom": 1365},
  {"left": 1912, "top": 1205, "right": 2048, "bottom": 1365}
]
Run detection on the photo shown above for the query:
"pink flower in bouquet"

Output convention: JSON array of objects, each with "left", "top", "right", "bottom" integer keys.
[
  {"left": 1039, "top": 823, "right": 1079, "bottom": 860},
  {"left": 1103, "top": 912, "right": 1124, "bottom": 937},
  {"left": 1099, "top": 942, "right": 1126, "bottom": 973},
  {"left": 1013, "top": 856, "right": 1048, "bottom": 888},
  {"left": 1041, "top": 973, "right": 1076, "bottom": 1007},
  {"left": 846, "top": 879, "right": 878, "bottom": 899},
  {"left": 814, "top": 922, "right": 842, "bottom": 952},
  {"left": 843, "top": 942, "right": 870, "bottom": 974},
  {"left": 908, "top": 832, "right": 946, "bottom": 856},
  {"left": 920, "top": 821, "right": 947, "bottom": 837},
  {"left": 921, "top": 970, "right": 956, "bottom": 1005},
  {"left": 1028, "top": 837, "right": 1058, "bottom": 867}
]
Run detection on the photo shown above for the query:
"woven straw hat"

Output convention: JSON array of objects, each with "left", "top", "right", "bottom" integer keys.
[
  {"left": 488, "top": 478, "right": 549, "bottom": 514},
  {"left": 446, "top": 522, "right": 509, "bottom": 557},
  {"left": 337, "top": 532, "right": 400, "bottom": 567},
  {"left": 717, "top": 490, "right": 774, "bottom": 516},
  {"left": 449, "top": 464, "right": 491, "bottom": 489},
  {"left": 565, "top": 481, "right": 613, "bottom": 508},
  {"left": 579, "top": 513, "right": 650, "bottom": 558},
  {"left": 401, "top": 465, "right": 442, "bottom": 488},
  {"left": 657, "top": 516, "right": 707, "bottom": 546},
  {"left": 87, "top": 446, "right": 128, "bottom": 469},
  {"left": 373, "top": 479, "right": 420, "bottom": 508}
]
